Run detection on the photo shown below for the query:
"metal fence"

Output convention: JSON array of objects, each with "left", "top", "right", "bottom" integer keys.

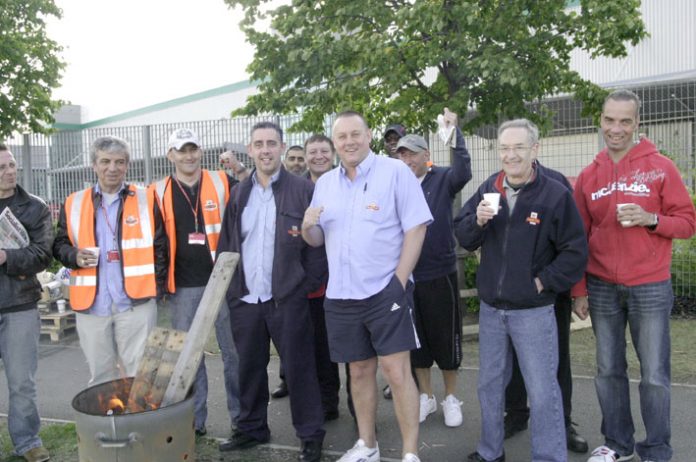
[{"left": 10, "top": 79, "right": 696, "bottom": 296}]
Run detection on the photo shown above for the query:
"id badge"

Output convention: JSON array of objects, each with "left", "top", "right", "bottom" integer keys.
[
  {"left": 107, "top": 250, "right": 121, "bottom": 262},
  {"left": 188, "top": 232, "right": 206, "bottom": 245}
]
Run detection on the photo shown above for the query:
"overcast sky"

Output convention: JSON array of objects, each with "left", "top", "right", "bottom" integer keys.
[{"left": 47, "top": 0, "right": 255, "bottom": 122}]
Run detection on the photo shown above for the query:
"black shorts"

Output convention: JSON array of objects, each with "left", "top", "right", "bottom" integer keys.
[
  {"left": 324, "top": 275, "right": 420, "bottom": 363},
  {"left": 410, "top": 271, "right": 462, "bottom": 370}
]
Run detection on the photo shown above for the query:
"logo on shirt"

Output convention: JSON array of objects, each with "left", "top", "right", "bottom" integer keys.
[
  {"left": 526, "top": 211, "right": 541, "bottom": 226},
  {"left": 125, "top": 215, "right": 139, "bottom": 226},
  {"left": 287, "top": 225, "right": 301, "bottom": 237},
  {"left": 390, "top": 302, "right": 401, "bottom": 311},
  {"left": 203, "top": 199, "right": 218, "bottom": 211},
  {"left": 366, "top": 202, "right": 380, "bottom": 211}
]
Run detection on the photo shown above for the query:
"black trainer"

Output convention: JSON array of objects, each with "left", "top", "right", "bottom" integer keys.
[
  {"left": 218, "top": 431, "right": 268, "bottom": 451},
  {"left": 271, "top": 380, "right": 289, "bottom": 398},
  {"left": 566, "top": 423, "right": 589, "bottom": 454},
  {"left": 467, "top": 451, "right": 505, "bottom": 462},
  {"left": 503, "top": 416, "right": 528, "bottom": 439}
]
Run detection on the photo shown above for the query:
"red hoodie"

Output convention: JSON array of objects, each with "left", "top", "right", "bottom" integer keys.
[{"left": 571, "top": 138, "right": 696, "bottom": 297}]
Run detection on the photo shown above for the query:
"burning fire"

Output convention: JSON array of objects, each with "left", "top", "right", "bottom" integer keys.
[{"left": 96, "top": 376, "right": 160, "bottom": 415}]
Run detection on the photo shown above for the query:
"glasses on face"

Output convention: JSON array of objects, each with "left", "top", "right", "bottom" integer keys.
[{"left": 498, "top": 145, "right": 532, "bottom": 155}]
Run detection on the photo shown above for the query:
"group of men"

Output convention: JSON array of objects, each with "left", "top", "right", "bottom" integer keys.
[{"left": 0, "top": 89, "right": 693, "bottom": 462}]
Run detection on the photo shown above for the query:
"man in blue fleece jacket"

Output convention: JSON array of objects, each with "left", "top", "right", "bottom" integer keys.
[{"left": 455, "top": 119, "right": 587, "bottom": 462}]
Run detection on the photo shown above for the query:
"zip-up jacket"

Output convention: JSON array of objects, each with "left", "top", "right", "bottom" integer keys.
[
  {"left": 0, "top": 185, "right": 54, "bottom": 312},
  {"left": 217, "top": 167, "right": 327, "bottom": 302},
  {"left": 571, "top": 138, "right": 696, "bottom": 296},
  {"left": 455, "top": 168, "right": 588, "bottom": 309},
  {"left": 53, "top": 184, "right": 168, "bottom": 308},
  {"left": 414, "top": 127, "right": 472, "bottom": 281}
]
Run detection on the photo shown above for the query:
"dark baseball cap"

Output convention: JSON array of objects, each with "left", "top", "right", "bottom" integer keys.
[{"left": 384, "top": 124, "right": 407, "bottom": 139}]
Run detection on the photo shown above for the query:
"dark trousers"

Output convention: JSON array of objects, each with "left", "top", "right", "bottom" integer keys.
[
  {"left": 309, "top": 296, "right": 340, "bottom": 413},
  {"left": 229, "top": 293, "right": 325, "bottom": 442},
  {"left": 279, "top": 296, "right": 341, "bottom": 414},
  {"left": 505, "top": 292, "right": 573, "bottom": 426}
]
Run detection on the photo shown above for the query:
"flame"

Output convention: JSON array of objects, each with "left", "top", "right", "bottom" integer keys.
[
  {"left": 108, "top": 398, "right": 125, "bottom": 413},
  {"left": 93, "top": 376, "right": 159, "bottom": 415}
]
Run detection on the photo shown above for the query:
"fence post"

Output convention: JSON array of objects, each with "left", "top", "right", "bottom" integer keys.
[
  {"left": 142, "top": 125, "right": 152, "bottom": 184},
  {"left": 22, "top": 133, "right": 33, "bottom": 193}
]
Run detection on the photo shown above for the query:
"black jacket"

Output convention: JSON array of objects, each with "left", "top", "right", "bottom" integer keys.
[
  {"left": 0, "top": 185, "right": 54, "bottom": 312},
  {"left": 455, "top": 168, "right": 587, "bottom": 309},
  {"left": 53, "top": 184, "right": 168, "bottom": 302},
  {"left": 218, "top": 167, "right": 327, "bottom": 303},
  {"left": 415, "top": 128, "right": 472, "bottom": 281}
]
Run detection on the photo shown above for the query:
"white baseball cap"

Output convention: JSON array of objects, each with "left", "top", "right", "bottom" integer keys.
[{"left": 167, "top": 128, "right": 200, "bottom": 151}]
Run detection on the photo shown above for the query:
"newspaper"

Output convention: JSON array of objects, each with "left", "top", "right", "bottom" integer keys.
[{"left": 0, "top": 207, "right": 30, "bottom": 249}]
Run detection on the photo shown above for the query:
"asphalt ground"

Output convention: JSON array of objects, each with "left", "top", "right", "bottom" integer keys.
[{"left": 1, "top": 332, "right": 695, "bottom": 461}]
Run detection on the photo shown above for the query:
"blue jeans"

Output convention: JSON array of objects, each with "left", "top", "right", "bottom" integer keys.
[
  {"left": 0, "top": 307, "right": 43, "bottom": 456},
  {"left": 477, "top": 301, "right": 566, "bottom": 462},
  {"left": 169, "top": 286, "right": 240, "bottom": 430},
  {"left": 588, "top": 276, "right": 673, "bottom": 461}
]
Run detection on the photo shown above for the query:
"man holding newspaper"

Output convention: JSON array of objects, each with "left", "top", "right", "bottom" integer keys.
[{"left": 0, "top": 144, "right": 54, "bottom": 462}]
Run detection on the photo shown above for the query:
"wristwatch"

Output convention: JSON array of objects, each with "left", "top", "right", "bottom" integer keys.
[{"left": 646, "top": 213, "right": 658, "bottom": 230}]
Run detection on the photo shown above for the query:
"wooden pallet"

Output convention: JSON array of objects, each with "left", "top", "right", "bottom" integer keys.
[{"left": 40, "top": 310, "right": 76, "bottom": 342}]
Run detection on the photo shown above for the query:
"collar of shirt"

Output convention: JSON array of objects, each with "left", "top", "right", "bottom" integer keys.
[
  {"left": 94, "top": 182, "right": 126, "bottom": 203},
  {"left": 339, "top": 150, "right": 376, "bottom": 180},
  {"left": 251, "top": 169, "right": 281, "bottom": 188}
]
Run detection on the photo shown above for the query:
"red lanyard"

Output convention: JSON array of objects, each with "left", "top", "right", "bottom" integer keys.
[
  {"left": 173, "top": 176, "right": 202, "bottom": 233},
  {"left": 100, "top": 200, "right": 118, "bottom": 250}
]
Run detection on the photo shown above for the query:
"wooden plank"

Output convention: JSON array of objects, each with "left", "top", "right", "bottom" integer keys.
[
  {"left": 126, "top": 327, "right": 185, "bottom": 412},
  {"left": 460, "top": 288, "right": 479, "bottom": 298},
  {"left": 161, "top": 252, "right": 239, "bottom": 407}
]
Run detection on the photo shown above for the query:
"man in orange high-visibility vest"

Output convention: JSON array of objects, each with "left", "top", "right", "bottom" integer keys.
[
  {"left": 53, "top": 136, "right": 168, "bottom": 386},
  {"left": 153, "top": 127, "right": 248, "bottom": 436}
]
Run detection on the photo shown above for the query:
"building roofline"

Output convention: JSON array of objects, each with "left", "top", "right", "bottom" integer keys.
[{"left": 53, "top": 79, "right": 259, "bottom": 131}]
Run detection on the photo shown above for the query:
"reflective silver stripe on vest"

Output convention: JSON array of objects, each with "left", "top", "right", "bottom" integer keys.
[
  {"left": 207, "top": 171, "right": 227, "bottom": 220},
  {"left": 70, "top": 275, "right": 97, "bottom": 287},
  {"left": 210, "top": 250, "right": 216, "bottom": 261},
  {"left": 205, "top": 223, "right": 222, "bottom": 234},
  {"left": 68, "top": 189, "right": 87, "bottom": 245},
  {"left": 154, "top": 179, "right": 168, "bottom": 204},
  {"left": 123, "top": 264, "right": 156, "bottom": 277},
  {"left": 132, "top": 186, "right": 154, "bottom": 244}
]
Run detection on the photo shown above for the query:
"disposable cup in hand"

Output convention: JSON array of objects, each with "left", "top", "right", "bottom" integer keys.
[
  {"left": 84, "top": 247, "right": 100, "bottom": 266},
  {"left": 616, "top": 203, "right": 634, "bottom": 227},
  {"left": 483, "top": 193, "right": 501, "bottom": 215}
]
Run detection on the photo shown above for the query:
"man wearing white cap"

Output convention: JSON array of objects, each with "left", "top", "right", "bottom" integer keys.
[
  {"left": 395, "top": 108, "right": 472, "bottom": 428},
  {"left": 152, "top": 128, "right": 246, "bottom": 436}
]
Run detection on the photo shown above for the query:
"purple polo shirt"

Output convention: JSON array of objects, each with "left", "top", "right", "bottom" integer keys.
[
  {"left": 311, "top": 151, "right": 432, "bottom": 300},
  {"left": 90, "top": 183, "right": 132, "bottom": 316}
]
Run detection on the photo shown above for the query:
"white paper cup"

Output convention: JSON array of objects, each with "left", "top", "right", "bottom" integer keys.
[
  {"left": 483, "top": 193, "right": 501, "bottom": 215},
  {"left": 56, "top": 299, "right": 66, "bottom": 313},
  {"left": 616, "top": 203, "right": 634, "bottom": 227},
  {"left": 84, "top": 247, "right": 100, "bottom": 267}
]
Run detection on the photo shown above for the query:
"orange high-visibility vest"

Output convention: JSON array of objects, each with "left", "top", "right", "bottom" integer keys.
[
  {"left": 65, "top": 185, "right": 157, "bottom": 310},
  {"left": 153, "top": 170, "right": 229, "bottom": 293}
]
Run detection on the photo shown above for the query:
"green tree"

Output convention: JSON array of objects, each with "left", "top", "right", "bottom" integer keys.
[
  {"left": 0, "top": 0, "right": 64, "bottom": 137},
  {"left": 225, "top": 0, "right": 647, "bottom": 133}
]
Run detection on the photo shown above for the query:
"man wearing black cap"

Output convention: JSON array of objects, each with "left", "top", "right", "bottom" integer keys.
[
  {"left": 395, "top": 109, "right": 472, "bottom": 428},
  {"left": 384, "top": 124, "right": 407, "bottom": 158}
]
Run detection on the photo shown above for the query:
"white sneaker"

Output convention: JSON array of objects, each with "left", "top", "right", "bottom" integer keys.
[
  {"left": 587, "top": 445, "right": 635, "bottom": 462},
  {"left": 402, "top": 453, "right": 421, "bottom": 462},
  {"left": 418, "top": 393, "right": 437, "bottom": 423},
  {"left": 337, "top": 438, "right": 380, "bottom": 462},
  {"left": 441, "top": 394, "right": 463, "bottom": 427}
]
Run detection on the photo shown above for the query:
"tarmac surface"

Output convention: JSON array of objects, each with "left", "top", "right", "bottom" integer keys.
[{"left": 1, "top": 329, "right": 696, "bottom": 461}]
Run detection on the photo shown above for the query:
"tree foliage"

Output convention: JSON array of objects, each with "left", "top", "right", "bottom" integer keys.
[
  {"left": 0, "top": 0, "right": 65, "bottom": 137},
  {"left": 225, "top": 0, "right": 647, "bottom": 134}
]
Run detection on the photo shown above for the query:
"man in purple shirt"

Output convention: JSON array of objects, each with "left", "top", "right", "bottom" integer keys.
[{"left": 302, "top": 111, "right": 432, "bottom": 462}]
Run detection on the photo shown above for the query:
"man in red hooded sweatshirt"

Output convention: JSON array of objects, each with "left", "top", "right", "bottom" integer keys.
[{"left": 573, "top": 89, "right": 696, "bottom": 462}]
